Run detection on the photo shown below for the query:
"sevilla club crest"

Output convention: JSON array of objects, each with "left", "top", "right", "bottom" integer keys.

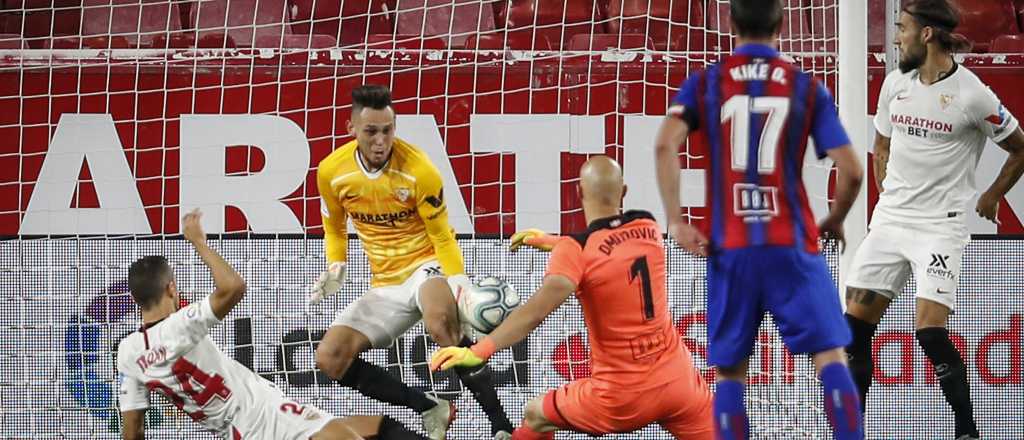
[{"left": 394, "top": 187, "right": 411, "bottom": 202}]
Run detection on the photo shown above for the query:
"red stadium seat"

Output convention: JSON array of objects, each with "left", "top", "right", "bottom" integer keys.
[
  {"left": 957, "top": 0, "right": 1017, "bottom": 52},
  {"left": 505, "top": 0, "right": 605, "bottom": 50},
  {"left": 705, "top": 0, "right": 731, "bottom": 52},
  {"left": 289, "top": 0, "right": 395, "bottom": 47},
  {"left": 191, "top": 0, "right": 291, "bottom": 47},
  {"left": 777, "top": 1, "right": 814, "bottom": 52},
  {"left": 396, "top": 0, "right": 496, "bottom": 47},
  {"left": 0, "top": 33, "right": 26, "bottom": 48},
  {"left": 80, "top": 0, "right": 182, "bottom": 48},
  {"left": 463, "top": 31, "right": 554, "bottom": 50},
  {"left": 568, "top": 32, "right": 651, "bottom": 50},
  {"left": 16, "top": 1, "right": 81, "bottom": 47},
  {"left": 366, "top": 33, "right": 446, "bottom": 49},
  {"left": 606, "top": 0, "right": 702, "bottom": 51},
  {"left": 707, "top": 0, "right": 828, "bottom": 53},
  {"left": 255, "top": 33, "right": 337, "bottom": 48},
  {"left": 46, "top": 34, "right": 132, "bottom": 48},
  {"left": 1019, "top": 4, "right": 1024, "bottom": 34},
  {"left": 991, "top": 33, "right": 1024, "bottom": 52},
  {"left": 150, "top": 32, "right": 195, "bottom": 48}
]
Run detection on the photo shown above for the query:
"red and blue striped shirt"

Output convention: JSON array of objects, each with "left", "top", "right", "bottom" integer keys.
[{"left": 671, "top": 43, "right": 850, "bottom": 253}]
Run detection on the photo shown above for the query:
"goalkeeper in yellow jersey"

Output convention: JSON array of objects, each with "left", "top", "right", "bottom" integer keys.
[{"left": 309, "top": 85, "right": 513, "bottom": 440}]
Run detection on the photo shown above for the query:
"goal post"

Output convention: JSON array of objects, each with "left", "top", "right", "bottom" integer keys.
[{"left": 837, "top": 0, "right": 869, "bottom": 293}]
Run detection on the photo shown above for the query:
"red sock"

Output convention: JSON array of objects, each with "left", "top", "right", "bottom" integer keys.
[{"left": 511, "top": 425, "right": 554, "bottom": 440}]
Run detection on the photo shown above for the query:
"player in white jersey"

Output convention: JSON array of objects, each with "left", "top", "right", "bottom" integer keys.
[
  {"left": 117, "top": 209, "right": 427, "bottom": 440},
  {"left": 844, "top": 1, "right": 1024, "bottom": 439}
]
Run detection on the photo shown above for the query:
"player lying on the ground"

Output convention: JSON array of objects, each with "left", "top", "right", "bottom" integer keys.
[
  {"left": 844, "top": 1, "right": 1024, "bottom": 439},
  {"left": 430, "top": 156, "right": 715, "bottom": 440},
  {"left": 310, "top": 84, "right": 512, "bottom": 440},
  {"left": 654, "top": 1, "right": 865, "bottom": 439},
  {"left": 116, "top": 209, "right": 426, "bottom": 440}
]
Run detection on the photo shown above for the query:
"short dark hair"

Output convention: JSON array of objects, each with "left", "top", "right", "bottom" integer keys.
[
  {"left": 128, "top": 256, "right": 172, "bottom": 310},
  {"left": 351, "top": 84, "right": 392, "bottom": 114},
  {"left": 902, "top": 0, "right": 972, "bottom": 52},
  {"left": 730, "top": 0, "right": 783, "bottom": 39}
]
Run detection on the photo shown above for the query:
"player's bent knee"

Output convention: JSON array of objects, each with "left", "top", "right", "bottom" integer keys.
[
  {"left": 522, "top": 397, "right": 555, "bottom": 431},
  {"left": 315, "top": 344, "right": 355, "bottom": 379},
  {"left": 914, "top": 298, "right": 951, "bottom": 329},
  {"left": 811, "top": 347, "right": 848, "bottom": 373},
  {"left": 844, "top": 288, "right": 889, "bottom": 324},
  {"left": 716, "top": 360, "right": 748, "bottom": 380},
  {"left": 311, "top": 418, "right": 365, "bottom": 440},
  {"left": 423, "top": 313, "right": 458, "bottom": 346}
]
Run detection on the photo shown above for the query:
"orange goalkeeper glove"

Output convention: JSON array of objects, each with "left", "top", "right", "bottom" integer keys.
[
  {"left": 430, "top": 338, "right": 497, "bottom": 371},
  {"left": 509, "top": 228, "right": 559, "bottom": 252}
]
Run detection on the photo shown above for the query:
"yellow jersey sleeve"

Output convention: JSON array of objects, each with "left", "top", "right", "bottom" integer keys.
[
  {"left": 317, "top": 156, "right": 348, "bottom": 264},
  {"left": 415, "top": 158, "right": 465, "bottom": 276}
]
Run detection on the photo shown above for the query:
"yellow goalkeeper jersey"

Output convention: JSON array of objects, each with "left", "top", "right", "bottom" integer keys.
[{"left": 316, "top": 137, "right": 464, "bottom": 287}]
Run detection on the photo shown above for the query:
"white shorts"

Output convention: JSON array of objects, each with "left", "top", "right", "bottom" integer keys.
[
  {"left": 846, "top": 221, "right": 969, "bottom": 311},
  {"left": 330, "top": 259, "right": 446, "bottom": 348},
  {"left": 230, "top": 390, "right": 333, "bottom": 440}
]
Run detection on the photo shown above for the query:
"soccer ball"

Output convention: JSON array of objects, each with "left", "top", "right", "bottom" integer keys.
[{"left": 458, "top": 276, "right": 521, "bottom": 334}]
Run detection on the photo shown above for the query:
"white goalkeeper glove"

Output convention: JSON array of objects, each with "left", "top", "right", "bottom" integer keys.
[{"left": 309, "top": 262, "right": 346, "bottom": 305}]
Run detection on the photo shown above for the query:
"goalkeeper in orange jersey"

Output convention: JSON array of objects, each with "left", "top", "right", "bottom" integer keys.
[
  {"left": 430, "top": 156, "right": 715, "bottom": 440},
  {"left": 310, "top": 85, "right": 513, "bottom": 440}
]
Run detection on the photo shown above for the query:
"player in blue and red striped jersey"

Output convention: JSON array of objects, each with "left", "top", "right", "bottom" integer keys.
[{"left": 653, "top": 1, "right": 865, "bottom": 439}]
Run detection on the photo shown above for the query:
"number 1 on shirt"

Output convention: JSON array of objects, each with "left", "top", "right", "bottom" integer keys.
[{"left": 630, "top": 256, "right": 655, "bottom": 321}]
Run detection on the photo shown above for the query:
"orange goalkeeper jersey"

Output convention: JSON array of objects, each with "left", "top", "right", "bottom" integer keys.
[
  {"left": 546, "top": 210, "right": 699, "bottom": 390},
  {"left": 316, "top": 138, "right": 464, "bottom": 287}
]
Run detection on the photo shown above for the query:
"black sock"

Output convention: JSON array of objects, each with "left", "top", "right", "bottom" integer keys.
[
  {"left": 454, "top": 336, "right": 513, "bottom": 435},
  {"left": 339, "top": 358, "right": 436, "bottom": 413},
  {"left": 916, "top": 327, "right": 979, "bottom": 438},
  {"left": 377, "top": 415, "right": 429, "bottom": 440},
  {"left": 845, "top": 313, "right": 876, "bottom": 413}
]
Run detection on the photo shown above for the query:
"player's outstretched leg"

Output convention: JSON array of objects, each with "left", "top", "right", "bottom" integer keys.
[
  {"left": 915, "top": 298, "right": 979, "bottom": 439},
  {"left": 713, "top": 362, "right": 750, "bottom": 440},
  {"left": 812, "top": 349, "right": 864, "bottom": 440},
  {"left": 315, "top": 415, "right": 430, "bottom": 440},
  {"left": 420, "top": 278, "right": 514, "bottom": 437},
  {"left": 844, "top": 287, "right": 891, "bottom": 412},
  {"left": 315, "top": 326, "right": 442, "bottom": 416}
]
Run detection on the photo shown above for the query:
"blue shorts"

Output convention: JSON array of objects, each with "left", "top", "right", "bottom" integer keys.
[{"left": 706, "top": 246, "right": 851, "bottom": 368}]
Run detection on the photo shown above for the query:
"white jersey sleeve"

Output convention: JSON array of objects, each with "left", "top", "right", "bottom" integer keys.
[
  {"left": 967, "top": 84, "right": 1018, "bottom": 144},
  {"left": 161, "top": 296, "right": 222, "bottom": 353},
  {"left": 874, "top": 69, "right": 898, "bottom": 137},
  {"left": 116, "top": 369, "right": 150, "bottom": 412}
]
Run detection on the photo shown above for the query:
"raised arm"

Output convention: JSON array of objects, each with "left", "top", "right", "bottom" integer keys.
[
  {"left": 181, "top": 210, "right": 245, "bottom": 320},
  {"left": 430, "top": 274, "right": 575, "bottom": 371}
]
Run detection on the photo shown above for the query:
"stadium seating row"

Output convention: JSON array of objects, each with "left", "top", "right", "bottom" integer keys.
[{"left": 0, "top": 0, "right": 1021, "bottom": 52}]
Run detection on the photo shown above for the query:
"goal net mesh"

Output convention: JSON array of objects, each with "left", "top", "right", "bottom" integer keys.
[{"left": 1, "top": 0, "right": 848, "bottom": 438}]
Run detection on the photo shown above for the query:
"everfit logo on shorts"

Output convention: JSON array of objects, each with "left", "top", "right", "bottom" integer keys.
[
  {"left": 733, "top": 184, "right": 779, "bottom": 223},
  {"left": 927, "top": 253, "right": 955, "bottom": 280},
  {"left": 929, "top": 254, "right": 950, "bottom": 269}
]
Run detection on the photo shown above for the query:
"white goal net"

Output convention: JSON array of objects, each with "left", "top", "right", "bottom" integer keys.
[{"left": 0, "top": 0, "right": 866, "bottom": 438}]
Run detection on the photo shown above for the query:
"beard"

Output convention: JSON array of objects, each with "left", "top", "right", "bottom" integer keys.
[{"left": 898, "top": 43, "right": 926, "bottom": 73}]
